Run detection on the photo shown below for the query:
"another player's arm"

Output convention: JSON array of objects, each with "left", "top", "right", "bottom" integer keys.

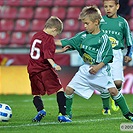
[
  {"left": 55, "top": 32, "right": 83, "bottom": 50},
  {"left": 124, "top": 44, "right": 132, "bottom": 63},
  {"left": 124, "top": 46, "right": 132, "bottom": 63},
  {"left": 123, "top": 20, "right": 133, "bottom": 62},
  {"left": 55, "top": 45, "right": 71, "bottom": 53},
  {"left": 55, "top": 39, "right": 62, "bottom": 46},
  {"left": 47, "top": 59, "right": 61, "bottom": 71}
]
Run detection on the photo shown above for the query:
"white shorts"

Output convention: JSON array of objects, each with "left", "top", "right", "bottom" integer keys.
[
  {"left": 109, "top": 49, "right": 124, "bottom": 82},
  {"left": 67, "top": 64, "right": 116, "bottom": 99}
]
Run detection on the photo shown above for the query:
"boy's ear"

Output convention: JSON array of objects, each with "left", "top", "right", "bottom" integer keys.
[
  {"left": 95, "top": 20, "right": 99, "bottom": 25},
  {"left": 52, "top": 28, "right": 57, "bottom": 33},
  {"left": 53, "top": 27, "right": 57, "bottom": 31},
  {"left": 116, "top": 4, "right": 120, "bottom": 10}
]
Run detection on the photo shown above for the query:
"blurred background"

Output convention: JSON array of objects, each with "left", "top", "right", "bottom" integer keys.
[{"left": 0, "top": 0, "right": 133, "bottom": 94}]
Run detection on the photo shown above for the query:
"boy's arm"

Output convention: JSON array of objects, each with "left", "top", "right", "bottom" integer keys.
[
  {"left": 55, "top": 39, "right": 62, "bottom": 46},
  {"left": 47, "top": 59, "right": 61, "bottom": 71},
  {"left": 97, "top": 35, "right": 113, "bottom": 65},
  {"left": 90, "top": 35, "right": 113, "bottom": 75},
  {"left": 124, "top": 45, "right": 133, "bottom": 63},
  {"left": 55, "top": 45, "right": 71, "bottom": 53},
  {"left": 89, "top": 62, "right": 105, "bottom": 75},
  {"left": 129, "top": 44, "right": 133, "bottom": 58},
  {"left": 55, "top": 39, "right": 73, "bottom": 48},
  {"left": 123, "top": 20, "right": 133, "bottom": 58},
  {"left": 55, "top": 32, "right": 83, "bottom": 49}
]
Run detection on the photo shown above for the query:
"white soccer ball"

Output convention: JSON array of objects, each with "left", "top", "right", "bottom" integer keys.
[{"left": 0, "top": 103, "right": 12, "bottom": 122}]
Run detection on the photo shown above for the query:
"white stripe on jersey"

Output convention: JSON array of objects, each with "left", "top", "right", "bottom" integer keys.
[{"left": 96, "top": 34, "right": 108, "bottom": 63}]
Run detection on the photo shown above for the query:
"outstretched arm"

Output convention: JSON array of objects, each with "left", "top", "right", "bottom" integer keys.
[
  {"left": 55, "top": 39, "right": 62, "bottom": 46},
  {"left": 55, "top": 45, "right": 71, "bottom": 53}
]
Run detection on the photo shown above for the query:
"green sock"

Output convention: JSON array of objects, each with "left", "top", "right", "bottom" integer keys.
[
  {"left": 101, "top": 92, "right": 110, "bottom": 109},
  {"left": 65, "top": 94, "right": 74, "bottom": 117},
  {"left": 112, "top": 92, "right": 129, "bottom": 115},
  {"left": 66, "top": 97, "right": 73, "bottom": 116},
  {"left": 114, "top": 87, "right": 121, "bottom": 105}
]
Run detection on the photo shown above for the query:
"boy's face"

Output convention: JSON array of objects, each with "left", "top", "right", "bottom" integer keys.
[
  {"left": 82, "top": 17, "right": 99, "bottom": 34},
  {"left": 103, "top": 0, "right": 119, "bottom": 18},
  {"left": 51, "top": 28, "right": 59, "bottom": 37}
]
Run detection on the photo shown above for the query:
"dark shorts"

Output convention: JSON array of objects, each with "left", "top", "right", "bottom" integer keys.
[{"left": 29, "top": 69, "right": 62, "bottom": 95}]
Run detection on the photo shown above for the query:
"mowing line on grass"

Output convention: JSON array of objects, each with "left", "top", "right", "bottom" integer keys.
[
  {"left": 0, "top": 116, "right": 123, "bottom": 128},
  {"left": 1, "top": 97, "right": 55, "bottom": 103}
]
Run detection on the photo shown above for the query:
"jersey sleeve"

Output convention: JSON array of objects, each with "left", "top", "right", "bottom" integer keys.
[
  {"left": 123, "top": 19, "right": 133, "bottom": 47},
  {"left": 97, "top": 34, "right": 113, "bottom": 65},
  {"left": 129, "top": 44, "right": 133, "bottom": 58},
  {"left": 61, "top": 32, "right": 85, "bottom": 50}
]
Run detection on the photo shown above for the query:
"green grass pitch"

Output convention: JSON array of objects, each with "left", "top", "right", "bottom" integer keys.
[{"left": 0, "top": 94, "right": 132, "bottom": 133}]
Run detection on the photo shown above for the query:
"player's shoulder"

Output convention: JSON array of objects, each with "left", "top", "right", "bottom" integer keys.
[
  {"left": 99, "top": 31, "right": 109, "bottom": 40},
  {"left": 101, "top": 15, "right": 107, "bottom": 20},
  {"left": 75, "top": 31, "right": 89, "bottom": 39},
  {"left": 33, "top": 31, "right": 52, "bottom": 40},
  {"left": 101, "top": 15, "right": 106, "bottom": 19},
  {"left": 117, "top": 15, "right": 127, "bottom": 22},
  {"left": 98, "top": 30, "right": 106, "bottom": 36},
  {"left": 76, "top": 31, "right": 87, "bottom": 36},
  {"left": 100, "top": 15, "right": 107, "bottom": 24},
  {"left": 33, "top": 31, "right": 45, "bottom": 37}
]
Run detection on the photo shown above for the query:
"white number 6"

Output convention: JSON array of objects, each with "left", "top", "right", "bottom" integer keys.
[{"left": 30, "top": 39, "right": 42, "bottom": 59}]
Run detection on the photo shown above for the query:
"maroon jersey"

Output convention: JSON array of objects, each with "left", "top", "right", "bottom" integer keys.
[{"left": 27, "top": 31, "right": 56, "bottom": 76}]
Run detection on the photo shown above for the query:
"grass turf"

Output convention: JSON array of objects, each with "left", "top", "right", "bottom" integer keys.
[{"left": 0, "top": 94, "right": 132, "bottom": 133}]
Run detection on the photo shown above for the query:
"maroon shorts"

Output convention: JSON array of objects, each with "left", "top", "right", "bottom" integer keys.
[{"left": 29, "top": 69, "right": 62, "bottom": 95}]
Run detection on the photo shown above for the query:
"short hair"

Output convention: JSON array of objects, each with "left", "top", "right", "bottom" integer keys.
[
  {"left": 79, "top": 6, "right": 102, "bottom": 24},
  {"left": 102, "top": 0, "right": 119, "bottom": 4},
  {"left": 45, "top": 16, "right": 63, "bottom": 34}
]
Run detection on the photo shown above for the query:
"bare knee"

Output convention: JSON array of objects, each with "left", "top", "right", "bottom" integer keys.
[
  {"left": 108, "top": 87, "right": 118, "bottom": 96},
  {"left": 65, "top": 86, "right": 74, "bottom": 95},
  {"left": 114, "top": 80, "right": 122, "bottom": 89}
]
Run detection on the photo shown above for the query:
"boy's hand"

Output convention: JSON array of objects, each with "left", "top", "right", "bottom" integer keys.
[
  {"left": 124, "top": 56, "right": 132, "bottom": 63},
  {"left": 55, "top": 45, "right": 71, "bottom": 53},
  {"left": 89, "top": 65, "right": 100, "bottom": 75},
  {"left": 53, "top": 64, "right": 61, "bottom": 71},
  {"left": 62, "top": 45, "right": 71, "bottom": 52},
  {"left": 89, "top": 62, "right": 105, "bottom": 75}
]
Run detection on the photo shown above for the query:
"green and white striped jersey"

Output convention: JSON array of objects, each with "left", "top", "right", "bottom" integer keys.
[
  {"left": 100, "top": 15, "right": 133, "bottom": 50},
  {"left": 61, "top": 31, "right": 113, "bottom": 65}
]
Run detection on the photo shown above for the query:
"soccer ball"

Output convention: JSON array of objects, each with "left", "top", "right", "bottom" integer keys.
[{"left": 0, "top": 103, "right": 12, "bottom": 122}]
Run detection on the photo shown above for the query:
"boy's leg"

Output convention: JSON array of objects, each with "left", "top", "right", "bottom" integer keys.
[
  {"left": 57, "top": 91, "right": 72, "bottom": 122},
  {"left": 64, "top": 86, "right": 75, "bottom": 119},
  {"left": 112, "top": 91, "right": 133, "bottom": 121},
  {"left": 111, "top": 82, "right": 122, "bottom": 111},
  {"left": 65, "top": 93, "right": 74, "bottom": 119},
  {"left": 100, "top": 92, "right": 111, "bottom": 115},
  {"left": 32, "top": 95, "right": 46, "bottom": 122},
  {"left": 56, "top": 91, "right": 66, "bottom": 115},
  {"left": 101, "top": 87, "right": 121, "bottom": 113},
  {"left": 33, "top": 96, "right": 44, "bottom": 112}
]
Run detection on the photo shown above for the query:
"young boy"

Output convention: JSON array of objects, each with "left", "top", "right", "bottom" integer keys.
[
  {"left": 27, "top": 16, "right": 71, "bottom": 122},
  {"left": 100, "top": 0, "right": 133, "bottom": 114},
  {"left": 55, "top": 6, "right": 133, "bottom": 121}
]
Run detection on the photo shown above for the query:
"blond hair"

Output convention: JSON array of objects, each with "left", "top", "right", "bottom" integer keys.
[
  {"left": 102, "top": 0, "right": 119, "bottom": 4},
  {"left": 79, "top": 6, "right": 102, "bottom": 24},
  {"left": 45, "top": 16, "right": 63, "bottom": 34}
]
